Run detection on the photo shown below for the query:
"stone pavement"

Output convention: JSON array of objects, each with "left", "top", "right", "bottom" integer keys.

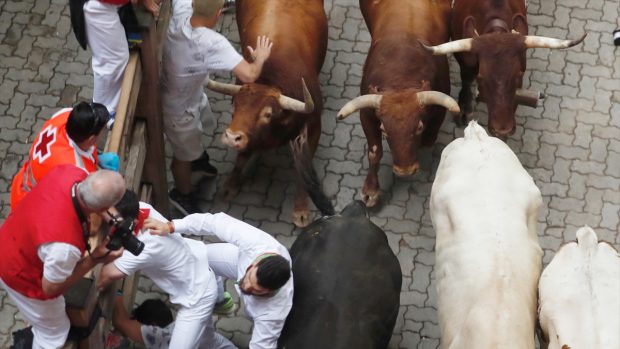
[{"left": 0, "top": 0, "right": 619, "bottom": 347}]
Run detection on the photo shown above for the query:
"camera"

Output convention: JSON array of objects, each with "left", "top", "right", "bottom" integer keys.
[{"left": 107, "top": 218, "right": 144, "bottom": 256}]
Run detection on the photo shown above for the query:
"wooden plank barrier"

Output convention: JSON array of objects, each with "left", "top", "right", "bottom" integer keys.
[{"left": 62, "top": 1, "right": 170, "bottom": 347}]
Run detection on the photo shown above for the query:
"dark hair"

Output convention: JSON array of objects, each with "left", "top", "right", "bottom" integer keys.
[
  {"left": 256, "top": 255, "right": 291, "bottom": 290},
  {"left": 66, "top": 101, "right": 110, "bottom": 143},
  {"left": 132, "top": 299, "right": 173, "bottom": 327},
  {"left": 115, "top": 190, "right": 140, "bottom": 221}
]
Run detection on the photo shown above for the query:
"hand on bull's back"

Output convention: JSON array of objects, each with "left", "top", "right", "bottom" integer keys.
[{"left": 247, "top": 35, "right": 273, "bottom": 64}]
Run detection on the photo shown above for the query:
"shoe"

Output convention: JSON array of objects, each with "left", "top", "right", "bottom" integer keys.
[
  {"left": 169, "top": 189, "right": 202, "bottom": 215},
  {"left": 191, "top": 152, "right": 218, "bottom": 178},
  {"left": 614, "top": 29, "right": 620, "bottom": 46},
  {"left": 106, "top": 111, "right": 116, "bottom": 130},
  {"left": 214, "top": 291, "right": 236, "bottom": 316}
]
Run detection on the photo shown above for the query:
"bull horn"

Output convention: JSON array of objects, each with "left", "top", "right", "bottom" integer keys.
[
  {"left": 416, "top": 91, "right": 460, "bottom": 114},
  {"left": 337, "top": 94, "right": 382, "bottom": 120},
  {"left": 523, "top": 33, "right": 587, "bottom": 49},
  {"left": 206, "top": 79, "right": 242, "bottom": 96},
  {"left": 278, "top": 78, "right": 314, "bottom": 113},
  {"left": 515, "top": 89, "right": 545, "bottom": 108},
  {"left": 418, "top": 38, "right": 473, "bottom": 55}
]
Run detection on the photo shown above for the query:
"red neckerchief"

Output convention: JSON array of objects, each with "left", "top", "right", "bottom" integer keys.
[{"left": 134, "top": 208, "right": 150, "bottom": 235}]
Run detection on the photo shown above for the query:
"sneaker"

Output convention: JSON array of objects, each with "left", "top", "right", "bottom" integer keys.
[
  {"left": 191, "top": 152, "right": 218, "bottom": 178},
  {"left": 214, "top": 291, "right": 236, "bottom": 316},
  {"left": 106, "top": 111, "right": 116, "bottom": 130},
  {"left": 169, "top": 189, "right": 202, "bottom": 215}
]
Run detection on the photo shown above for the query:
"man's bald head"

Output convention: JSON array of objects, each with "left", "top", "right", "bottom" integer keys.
[
  {"left": 193, "top": 0, "right": 224, "bottom": 18},
  {"left": 78, "top": 170, "right": 125, "bottom": 212}
]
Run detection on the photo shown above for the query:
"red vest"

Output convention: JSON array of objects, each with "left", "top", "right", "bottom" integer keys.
[
  {"left": 10, "top": 108, "right": 99, "bottom": 210},
  {"left": 0, "top": 165, "right": 88, "bottom": 300},
  {"left": 98, "top": 0, "right": 131, "bottom": 6}
]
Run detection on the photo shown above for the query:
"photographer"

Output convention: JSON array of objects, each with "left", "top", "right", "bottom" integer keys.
[
  {"left": 0, "top": 166, "right": 126, "bottom": 349},
  {"left": 99, "top": 191, "right": 235, "bottom": 349},
  {"left": 10, "top": 101, "right": 119, "bottom": 210}
]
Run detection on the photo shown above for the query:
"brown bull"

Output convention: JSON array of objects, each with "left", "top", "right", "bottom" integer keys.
[
  {"left": 337, "top": 0, "right": 459, "bottom": 207},
  {"left": 207, "top": 0, "right": 327, "bottom": 228},
  {"left": 422, "top": 0, "right": 585, "bottom": 138}
]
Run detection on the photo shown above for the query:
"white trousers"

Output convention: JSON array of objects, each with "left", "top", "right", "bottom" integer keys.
[
  {"left": 0, "top": 278, "right": 70, "bottom": 349},
  {"left": 170, "top": 267, "right": 237, "bottom": 349},
  {"left": 83, "top": 0, "right": 129, "bottom": 114}
]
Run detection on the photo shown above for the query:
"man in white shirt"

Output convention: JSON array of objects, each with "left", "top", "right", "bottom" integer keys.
[
  {"left": 144, "top": 212, "right": 294, "bottom": 349},
  {"left": 112, "top": 295, "right": 235, "bottom": 349},
  {"left": 99, "top": 191, "right": 235, "bottom": 349},
  {"left": 162, "top": 0, "right": 273, "bottom": 215}
]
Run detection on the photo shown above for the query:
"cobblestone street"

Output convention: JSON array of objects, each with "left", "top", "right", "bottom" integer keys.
[{"left": 0, "top": 0, "right": 619, "bottom": 347}]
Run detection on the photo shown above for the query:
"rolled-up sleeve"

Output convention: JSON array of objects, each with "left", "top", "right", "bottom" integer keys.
[{"left": 38, "top": 242, "right": 82, "bottom": 283}]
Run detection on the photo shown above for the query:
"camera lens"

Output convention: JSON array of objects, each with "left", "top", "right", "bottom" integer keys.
[{"left": 123, "top": 234, "right": 145, "bottom": 256}]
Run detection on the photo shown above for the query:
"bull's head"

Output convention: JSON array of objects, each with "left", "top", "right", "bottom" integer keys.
[
  {"left": 421, "top": 25, "right": 586, "bottom": 138},
  {"left": 337, "top": 84, "right": 459, "bottom": 176},
  {"left": 207, "top": 79, "right": 314, "bottom": 151}
]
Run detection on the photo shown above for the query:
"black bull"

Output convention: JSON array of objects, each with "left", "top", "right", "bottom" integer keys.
[{"left": 278, "top": 134, "right": 402, "bottom": 349}]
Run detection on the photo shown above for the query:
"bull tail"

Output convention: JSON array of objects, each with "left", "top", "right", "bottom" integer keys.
[
  {"left": 463, "top": 120, "right": 489, "bottom": 141},
  {"left": 576, "top": 225, "right": 598, "bottom": 254},
  {"left": 290, "top": 128, "right": 336, "bottom": 217}
]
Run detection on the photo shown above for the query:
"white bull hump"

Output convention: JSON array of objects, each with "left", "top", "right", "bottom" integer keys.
[
  {"left": 538, "top": 226, "right": 620, "bottom": 349},
  {"left": 430, "top": 121, "right": 543, "bottom": 349}
]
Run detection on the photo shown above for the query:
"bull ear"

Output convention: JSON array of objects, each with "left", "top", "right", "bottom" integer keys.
[
  {"left": 463, "top": 16, "right": 478, "bottom": 38},
  {"left": 512, "top": 14, "right": 528, "bottom": 36},
  {"left": 416, "top": 120, "right": 424, "bottom": 136}
]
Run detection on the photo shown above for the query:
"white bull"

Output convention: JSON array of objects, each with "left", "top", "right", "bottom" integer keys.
[
  {"left": 430, "top": 121, "right": 543, "bottom": 349},
  {"left": 538, "top": 226, "right": 620, "bottom": 349}
]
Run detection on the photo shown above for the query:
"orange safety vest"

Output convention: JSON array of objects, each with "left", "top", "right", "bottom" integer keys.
[{"left": 10, "top": 108, "right": 99, "bottom": 210}]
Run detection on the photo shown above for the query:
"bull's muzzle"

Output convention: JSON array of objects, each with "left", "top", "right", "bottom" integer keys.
[
  {"left": 393, "top": 163, "right": 419, "bottom": 177},
  {"left": 489, "top": 124, "right": 516, "bottom": 139},
  {"left": 222, "top": 129, "right": 248, "bottom": 150}
]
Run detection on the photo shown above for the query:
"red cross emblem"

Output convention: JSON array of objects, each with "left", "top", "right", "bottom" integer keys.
[{"left": 32, "top": 125, "right": 57, "bottom": 163}]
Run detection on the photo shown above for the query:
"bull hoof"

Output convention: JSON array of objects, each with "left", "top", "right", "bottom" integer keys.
[
  {"left": 221, "top": 179, "right": 241, "bottom": 201},
  {"left": 361, "top": 191, "right": 379, "bottom": 208},
  {"left": 293, "top": 210, "right": 311, "bottom": 228}
]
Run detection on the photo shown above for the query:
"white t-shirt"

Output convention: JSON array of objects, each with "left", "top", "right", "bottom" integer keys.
[
  {"left": 173, "top": 213, "right": 294, "bottom": 349},
  {"left": 161, "top": 0, "right": 243, "bottom": 118},
  {"left": 113, "top": 203, "right": 212, "bottom": 307},
  {"left": 140, "top": 322, "right": 216, "bottom": 349}
]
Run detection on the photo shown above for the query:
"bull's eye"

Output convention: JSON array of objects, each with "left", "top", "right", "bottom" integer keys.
[{"left": 260, "top": 106, "right": 273, "bottom": 120}]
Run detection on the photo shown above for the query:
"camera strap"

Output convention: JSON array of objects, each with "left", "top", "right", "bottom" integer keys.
[{"left": 71, "top": 183, "right": 92, "bottom": 254}]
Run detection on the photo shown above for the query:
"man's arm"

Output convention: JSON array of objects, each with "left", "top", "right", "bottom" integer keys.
[
  {"left": 98, "top": 262, "right": 129, "bottom": 291},
  {"left": 41, "top": 244, "right": 123, "bottom": 297},
  {"left": 145, "top": 213, "right": 271, "bottom": 252},
  {"left": 113, "top": 296, "right": 145, "bottom": 345},
  {"left": 232, "top": 35, "right": 273, "bottom": 83},
  {"left": 249, "top": 318, "right": 286, "bottom": 349}
]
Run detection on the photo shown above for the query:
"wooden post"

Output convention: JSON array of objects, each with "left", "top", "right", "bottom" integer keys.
[
  {"left": 135, "top": 18, "right": 170, "bottom": 218},
  {"left": 62, "top": 0, "right": 171, "bottom": 346}
]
